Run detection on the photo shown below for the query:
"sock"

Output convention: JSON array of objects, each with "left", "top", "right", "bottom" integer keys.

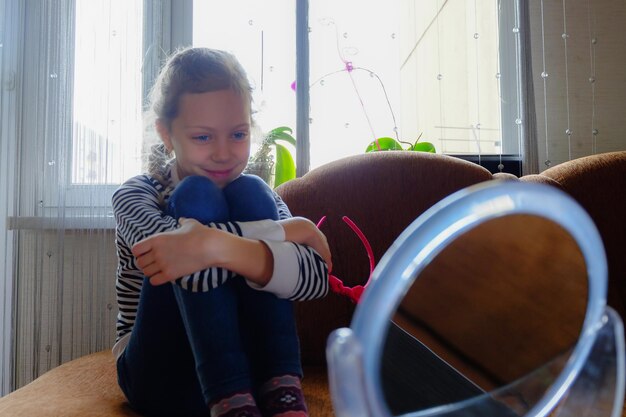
[
  {"left": 209, "top": 391, "right": 262, "bottom": 417},
  {"left": 258, "top": 375, "right": 308, "bottom": 417}
]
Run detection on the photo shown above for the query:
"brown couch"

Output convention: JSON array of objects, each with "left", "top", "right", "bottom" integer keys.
[{"left": 1, "top": 151, "right": 624, "bottom": 416}]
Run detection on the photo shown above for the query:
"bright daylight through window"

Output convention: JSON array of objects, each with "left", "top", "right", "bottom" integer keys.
[
  {"left": 71, "top": 0, "right": 143, "bottom": 185},
  {"left": 70, "top": 1, "right": 506, "bottom": 184}
]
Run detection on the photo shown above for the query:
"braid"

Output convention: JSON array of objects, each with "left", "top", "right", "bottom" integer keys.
[{"left": 145, "top": 142, "right": 172, "bottom": 181}]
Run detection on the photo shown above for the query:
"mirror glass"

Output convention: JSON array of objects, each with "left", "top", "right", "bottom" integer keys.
[{"left": 380, "top": 214, "right": 588, "bottom": 415}]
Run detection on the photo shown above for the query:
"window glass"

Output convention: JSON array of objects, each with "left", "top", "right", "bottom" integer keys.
[
  {"left": 400, "top": 1, "right": 505, "bottom": 156},
  {"left": 72, "top": 0, "right": 143, "bottom": 185},
  {"left": 308, "top": 0, "right": 402, "bottom": 168}
]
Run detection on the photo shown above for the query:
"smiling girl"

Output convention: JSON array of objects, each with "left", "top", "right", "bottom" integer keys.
[{"left": 112, "top": 47, "right": 330, "bottom": 417}]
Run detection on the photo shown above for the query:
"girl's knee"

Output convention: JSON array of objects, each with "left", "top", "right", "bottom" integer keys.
[
  {"left": 167, "top": 175, "right": 229, "bottom": 224},
  {"left": 224, "top": 175, "right": 279, "bottom": 221}
]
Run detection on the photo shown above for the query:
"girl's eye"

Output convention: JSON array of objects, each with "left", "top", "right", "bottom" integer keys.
[
  {"left": 192, "top": 135, "right": 211, "bottom": 142},
  {"left": 232, "top": 131, "right": 249, "bottom": 141}
]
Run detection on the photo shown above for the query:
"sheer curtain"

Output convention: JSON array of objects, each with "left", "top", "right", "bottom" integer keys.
[
  {"left": 527, "top": 0, "right": 626, "bottom": 170},
  {"left": 1, "top": 0, "right": 155, "bottom": 392},
  {"left": 0, "top": 0, "right": 21, "bottom": 397}
]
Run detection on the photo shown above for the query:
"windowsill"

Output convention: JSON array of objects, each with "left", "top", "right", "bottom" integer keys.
[
  {"left": 449, "top": 154, "right": 523, "bottom": 176},
  {"left": 8, "top": 216, "right": 116, "bottom": 230}
]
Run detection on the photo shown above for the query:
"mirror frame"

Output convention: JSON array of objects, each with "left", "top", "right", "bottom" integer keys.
[{"left": 327, "top": 181, "right": 609, "bottom": 417}]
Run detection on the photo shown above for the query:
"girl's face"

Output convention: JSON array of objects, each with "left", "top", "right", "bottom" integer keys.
[{"left": 159, "top": 89, "right": 252, "bottom": 188}]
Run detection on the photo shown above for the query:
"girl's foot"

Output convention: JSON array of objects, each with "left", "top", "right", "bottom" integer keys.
[
  {"left": 259, "top": 375, "right": 308, "bottom": 417},
  {"left": 209, "top": 391, "right": 262, "bottom": 417}
]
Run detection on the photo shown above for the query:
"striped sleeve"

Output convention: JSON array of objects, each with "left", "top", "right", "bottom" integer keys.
[
  {"left": 112, "top": 175, "right": 178, "bottom": 245},
  {"left": 245, "top": 192, "right": 329, "bottom": 301},
  {"left": 248, "top": 240, "right": 329, "bottom": 301}
]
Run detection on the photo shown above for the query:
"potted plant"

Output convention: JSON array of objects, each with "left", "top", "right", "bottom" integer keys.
[
  {"left": 365, "top": 133, "right": 436, "bottom": 153},
  {"left": 246, "top": 126, "right": 297, "bottom": 188}
]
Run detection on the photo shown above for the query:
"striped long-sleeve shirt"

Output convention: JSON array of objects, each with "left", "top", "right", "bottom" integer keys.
[{"left": 112, "top": 164, "right": 329, "bottom": 358}]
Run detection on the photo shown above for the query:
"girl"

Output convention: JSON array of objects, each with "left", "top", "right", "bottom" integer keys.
[{"left": 112, "top": 47, "right": 331, "bottom": 417}]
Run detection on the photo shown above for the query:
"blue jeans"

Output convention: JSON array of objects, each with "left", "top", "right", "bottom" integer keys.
[{"left": 117, "top": 175, "right": 302, "bottom": 417}]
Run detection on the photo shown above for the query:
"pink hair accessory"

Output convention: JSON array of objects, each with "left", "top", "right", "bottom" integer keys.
[{"left": 317, "top": 216, "right": 375, "bottom": 304}]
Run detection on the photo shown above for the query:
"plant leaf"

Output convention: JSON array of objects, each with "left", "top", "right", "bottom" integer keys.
[
  {"left": 270, "top": 126, "right": 292, "bottom": 135},
  {"left": 274, "top": 143, "right": 296, "bottom": 187},
  {"left": 411, "top": 141, "right": 437, "bottom": 153},
  {"left": 269, "top": 126, "right": 296, "bottom": 146},
  {"left": 365, "top": 137, "right": 404, "bottom": 152}
]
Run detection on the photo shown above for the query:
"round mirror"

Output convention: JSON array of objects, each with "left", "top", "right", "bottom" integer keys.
[
  {"left": 326, "top": 181, "right": 615, "bottom": 417},
  {"left": 381, "top": 214, "right": 587, "bottom": 415}
]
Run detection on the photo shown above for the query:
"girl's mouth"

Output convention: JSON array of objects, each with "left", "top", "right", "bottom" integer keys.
[{"left": 202, "top": 169, "right": 233, "bottom": 181}]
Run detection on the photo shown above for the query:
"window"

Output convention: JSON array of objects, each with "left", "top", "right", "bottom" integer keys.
[
  {"left": 189, "top": 0, "right": 518, "bottom": 172},
  {"left": 64, "top": 0, "right": 519, "bottom": 203},
  {"left": 399, "top": 1, "right": 510, "bottom": 156},
  {"left": 13, "top": 0, "right": 146, "bottom": 213},
  {"left": 307, "top": 0, "right": 402, "bottom": 168},
  {"left": 71, "top": 0, "right": 143, "bottom": 186},
  {"left": 18, "top": 0, "right": 518, "bottom": 215}
]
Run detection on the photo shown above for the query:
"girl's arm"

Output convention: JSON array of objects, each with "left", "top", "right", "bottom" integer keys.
[
  {"left": 132, "top": 217, "right": 274, "bottom": 287},
  {"left": 113, "top": 175, "right": 284, "bottom": 248},
  {"left": 113, "top": 175, "right": 276, "bottom": 291},
  {"left": 133, "top": 216, "right": 331, "bottom": 300},
  {"left": 115, "top": 175, "right": 329, "bottom": 300}
]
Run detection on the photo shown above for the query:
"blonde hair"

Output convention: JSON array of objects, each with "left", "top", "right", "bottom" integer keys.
[{"left": 144, "top": 47, "right": 253, "bottom": 178}]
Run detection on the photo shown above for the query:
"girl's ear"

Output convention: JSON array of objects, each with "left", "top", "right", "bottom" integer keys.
[{"left": 156, "top": 120, "right": 173, "bottom": 152}]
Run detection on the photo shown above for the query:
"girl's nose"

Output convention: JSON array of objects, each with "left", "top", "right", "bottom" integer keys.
[{"left": 211, "top": 139, "right": 230, "bottom": 161}]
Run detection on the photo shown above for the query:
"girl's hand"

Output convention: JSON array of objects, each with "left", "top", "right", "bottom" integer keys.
[
  {"left": 278, "top": 217, "right": 333, "bottom": 272},
  {"left": 132, "top": 218, "right": 222, "bottom": 285}
]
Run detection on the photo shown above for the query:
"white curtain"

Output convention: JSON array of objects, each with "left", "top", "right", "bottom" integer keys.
[
  {"left": 0, "top": 0, "right": 21, "bottom": 396},
  {"left": 528, "top": 0, "right": 626, "bottom": 170},
  {"left": 1, "top": 0, "right": 158, "bottom": 391}
]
